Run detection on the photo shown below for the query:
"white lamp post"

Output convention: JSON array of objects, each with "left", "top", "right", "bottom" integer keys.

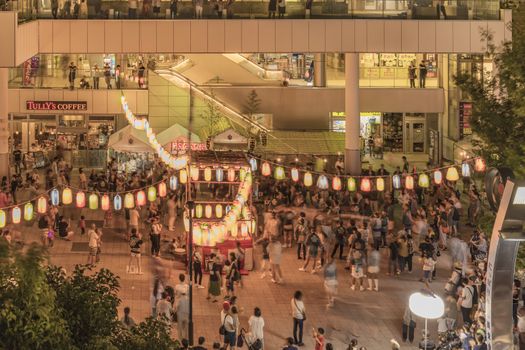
[{"left": 409, "top": 292, "right": 445, "bottom": 349}]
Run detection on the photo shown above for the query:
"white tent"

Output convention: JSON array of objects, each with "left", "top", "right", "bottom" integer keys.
[
  {"left": 108, "top": 125, "right": 153, "bottom": 153},
  {"left": 212, "top": 128, "right": 248, "bottom": 150},
  {"left": 156, "top": 123, "right": 201, "bottom": 147}
]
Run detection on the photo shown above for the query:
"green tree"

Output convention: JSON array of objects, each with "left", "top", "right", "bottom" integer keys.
[
  {"left": 199, "top": 91, "right": 231, "bottom": 139},
  {"left": 113, "top": 317, "right": 180, "bottom": 350},
  {"left": 243, "top": 89, "right": 262, "bottom": 120}
]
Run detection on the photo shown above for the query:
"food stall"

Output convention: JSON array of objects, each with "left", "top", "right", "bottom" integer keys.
[{"left": 107, "top": 125, "right": 155, "bottom": 172}]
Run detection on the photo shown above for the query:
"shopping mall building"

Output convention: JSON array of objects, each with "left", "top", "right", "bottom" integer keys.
[{"left": 0, "top": 0, "right": 511, "bottom": 176}]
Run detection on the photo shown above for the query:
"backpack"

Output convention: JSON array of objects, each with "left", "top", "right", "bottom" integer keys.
[
  {"left": 471, "top": 285, "right": 479, "bottom": 306},
  {"left": 38, "top": 216, "right": 48, "bottom": 229}
]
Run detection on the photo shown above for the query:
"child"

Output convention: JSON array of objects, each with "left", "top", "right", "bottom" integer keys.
[
  {"left": 313, "top": 327, "right": 325, "bottom": 350},
  {"left": 79, "top": 215, "right": 86, "bottom": 235}
]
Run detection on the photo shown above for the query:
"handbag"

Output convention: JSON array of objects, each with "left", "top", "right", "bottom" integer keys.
[
  {"left": 409, "top": 319, "right": 416, "bottom": 328},
  {"left": 252, "top": 339, "right": 263, "bottom": 350},
  {"left": 237, "top": 334, "right": 244, "bottom": 347},
  {"left": 219, "top": 315, "right": 227, "bottom": 335}
]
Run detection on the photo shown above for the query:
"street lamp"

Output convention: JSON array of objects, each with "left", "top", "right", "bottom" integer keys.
[{"left": 409, "top": 291, "right": 444, "bottom": 349}]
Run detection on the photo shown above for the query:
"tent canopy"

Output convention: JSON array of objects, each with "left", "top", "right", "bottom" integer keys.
[
  {"left": 212, "top": 128, "right": 248, "bottom": 150},
  {"left": 156, "top": 123, "right": 201, "bottom": 147},
  {"left": 108, "top": 125, "right": 153, "bottom": 153}
]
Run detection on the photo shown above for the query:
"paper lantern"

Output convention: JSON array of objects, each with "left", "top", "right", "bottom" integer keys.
[
  {"left": 179, "top": 169, "right": 188, "bottom": 184},
  {"left": 12, "top": 206, "right": 21, "bottom": 224},
  {"left": 239, "top": 168, "right": 247, "bottom": 182},
  {"left": 392, "top": 174, "right": 402, "bottom": 189},
  {"left": 241, "top": 222, "right": 249, "bottom": 237},
  {"left": 193, "top": 225, "right": 202, "bottom": 245},
  {"left": 291, "top": 168, "right": 299, "bottom": 182},
  {"left": 405, "top": 175, "right": 414, "bottom": 190},
  {"left": 158, "top": 182, "right": 167, "bottom": 197},
  {"left": 51, "top": 188, "right": 60, "bottom": 206},
  {"left": 242, "top": 206, "right": 251, "bottom": 220},
  {"left": 376, "top": 177, "right": 385, "bottom": 192},
  {"left": 434, "top": 170, "right": 443, "bottom": 185},
  {"left": 332, "top": 176, "right": 342, "bottom": 191},
  {"left": 204, "top": 167, "right": 212, "bottom": 182},
  {"left": 317, "top": 175, "right": 329, "bottom": 190},
  {"left": 215, "top": 204, "right": 223, "bottom": 218},
  {"left": 228, "top": 168, "right": 236, "bottom": 182},
  {"left": 0, "top": 210, "right": 5, "bottom": 228},
  {"left": 124, "top": 193, "right": 134, "bottom": 209},
  {"left": 303, "top": 172, "right": 313, "bottom": 187},
  {"left": 475, "top": 158, "right": 486, "bottom": 172},
  {"left": 360, "top": 178, "right": 371, "bottom": 192},
  {"left": 147, "top": 186, "right": 157, "bottom": 202},
  {"left": 169, "top": 175, "right": 178, "bottom": 190},
  {"left": 347, "top": 177, "right": 357, "bottom": 192},
  {"left": 190, "top": 166, "right": 199, "bottom": 181},
  {"left": 261, "top": 162, "right": 271, "bottom": 176},
  {"left": 230, "top": 224, "right": 238, "bottom": 238},
  {"left": 195, "top": 204, "right": 203, "bottom": 218},
  {"left": 216, "top": 168, "right": 224, "bottom": 182},
  {"left": 250, "top": 219, "right": 257, "bottom": 234},
  {"left": 62, "top": 187, "right": 73, "bottom": 205},
  {"left": 76, "top": 191, "right": 86, "bottom": 208},
  {"left": 446, "top": 167, "right": 460, "bottom": 181},
  {"left": 89, "top": 193, "right": 99, "bottom": 210},
  {"left": 101, "top": 194, "right": 110, "bottom": 211},
  {"left": 462, "top": 163, "right": 471, "bottom": 177},
  {"left": 205, "top": 205, "right": 213, "bottom": 219},
  {"left": 250, "top": 158, "right": 258, "bottom": 171},
  {"left": 136, "top": 190, "right": 146, "bottom": 206},
  {"left": 183, "top": 211, "right": 190, "bottom": 232},
  {"left": 114, "top": 194, "right": 123, "bottom": 210},
  {"left": 419, "top": 173, "right": 430, "bottom": 188},
  {"left": 24, "top": 202, "right": 33, "bottom": 221},
  {"left": 274, "top": 166, "right": 285, "bottom": 180},
  {"left": 37, "top": 196, "right": 47, "bottom": 214}
]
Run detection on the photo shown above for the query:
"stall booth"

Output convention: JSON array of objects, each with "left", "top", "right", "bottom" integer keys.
[
  {"left": 185, "top": 151, "right": 255, "bottom": 272},
  {"left": 156, "top": 123, "right": 204, "bottom": 155},
  {"left": 210, "top": 128, "right": 249, "bottom": 151},
  {"left": 107, "top": 125, "right": 155, "bottom": 172}
]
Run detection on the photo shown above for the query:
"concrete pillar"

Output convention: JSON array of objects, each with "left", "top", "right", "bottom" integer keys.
[
  {"left": 0, "top": 69, "right": 10, "bottom": 179},
  {"left": 313, "top": 53, "right": 326, "bottom": 88},
  {"left": 344, "top": 53, "right": 361, "bottom": 175}
]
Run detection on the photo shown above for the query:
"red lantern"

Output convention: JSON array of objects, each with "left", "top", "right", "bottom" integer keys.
[
  {"left": 228, "top": 168, "right": 236, "bottom": 182},
  {"left": 475, "top": 158, "right": 486, "bottom": 172},
  {"left": 360, "top": 178, "right": 371, "bottom": 192},
  {"left": 76, "top": 191, "right": 86, "bottom": 208},
  {"left": 332, "top": 176, "right": 342, "bottom": 191},
  {"left": 136, "top": 190, "right": 146, "bottom": 206},
  {"left": 37, "top": 196, "right": 47, "bottom": 214},
  {"left": 261, "top": 162, "right": 271, "bottom": 176},
  {"left": 158, "top": 182, "right": 167, "bottom": 197},
  {"left": 405, "top": 175, "right": 414, "bottom": 190},
  {"left": 101, "top": 194, "right": 110, "bottom": 211}
]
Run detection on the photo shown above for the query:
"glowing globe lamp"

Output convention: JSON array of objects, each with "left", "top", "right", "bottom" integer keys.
[
  {"left": 376, "top": 177, "right": 385, "bottom": 192},
  {"left": 261, "top": 162, "right": 271, "bottom": 176},
  {"left": 101, "top": 194, "right": 110, "bottom": 211},
  {"left": 62, "top": 187, "right": 73, "bottom": 205},
  {"left": 12, "top": 206, "right": 21, "bottom": 224},
  {"left": 304, "top": 172, "right": 313, "bottom": 187},
  {"left": 419, "top": 173, "right": 430, "bottom": 188},
  {"left": 114, "top": 194, "right": 123, "bottom": 210},
  {"left": 347, "top": 177, "right": 357, "bottom": 192},
  {"left": 360, "top": 178, "right": 371, "bottom": 192},
  {"left": 291, "top": 168, "right": 299, "bottom": 182},
  {"left": 24, "top": 202, "right": 33, "bottom": 221},
  {"left": 89, "top": 193, "right": 99, "bottom": 210},
  {"left": 405, "top": 175, "right": 414, "bottom": 190},
  {"left": 37, "top": 196, "right": 47, "bottom": 214},
  {"left": 76, "top": 191, "right": 86, "bottom": 208},
  {"left": 446, "top": 167, "right": 460, "bottom": 181}
]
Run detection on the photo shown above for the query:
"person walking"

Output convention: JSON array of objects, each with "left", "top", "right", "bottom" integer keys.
[
  {"left": 331, "top": 221, "right": 346, "bottom": 259},
  {"left": 222, "top": 306, "right": 239, "bottom": 350},
  {"left": 248, "top": 307, "right": 265, "bottom": 349},
  {"left": 402, "top": 305, "right": 416, "bottom": 343},
  {"left": 120, "top": 307, "right": 137, "bottom": 329},
  {"left": 87, "top": 224, "right": 100, "bottom": 265},
  {"left": 68, "top": 62, "right": 77, "bottom": 90},
  {"left": 92, "top": 64, "right": 101, "bottom": 89},
  {"left": 128, "top": 206, "right": 140, "bottom": 239},
  {"left": 176, "top": 294, "right": 190, "bottom": 341},
  {"left": 207, "top": 254, "right": 221, "bottom": 302},
  {"left": 194, "top": 0, "right": 203, "bottom": 18},
  {"left": 295, "top": 212, "right": 307, "bottom": 259},
  {"left": 419, "top": 60, "right": 427, "bottom": 88},
  {"left": 459, "top": 277, "right": 475, "bottom": 325},
  {"left": 150, "top": 216, "right": 162, "bottom": 257},
  {"left": 324, "top": 257, "right": 338, "bottom": 308},
  {"left": 269, "top": 236, "right": 284, "bottom": 284},
  {"left": 277, "top": 0, "right": 285, "bottom": 18},
  {"left": 115, "top": 64, "right": 122, "bottom": 89},
  {"left": 267, "top": 0, "right": 276, "bottom": 18},
  {"left": 128, "top": 0, "right": 137, "bottom": 18},
  {"left": 291, "top": 291, "right": 306, "bottom": 346},
  {"left": 104, "top": 64, "right": 112, "bottom": 89},
  {"left": 408, "top": 63, "right": 416, "bottom": 88},
  {"left": 367, "top": 248, "right": 380, "bottom": 291},
  {"left": 51, "top": 0, "right": 58, "bottom": 18},
  {"left": 127, "top": 228, "right": 143, "bottom": 274},
  {"left": 193, "top": 251, "right": 204, "bottom": 288},
  {"left": 299, "top": 225, "right": 321, "bottom": 273}
]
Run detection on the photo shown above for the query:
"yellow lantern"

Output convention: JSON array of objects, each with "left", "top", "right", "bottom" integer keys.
[
  {"left": 12, "top": 206, "right": 21, "bottom": 224},
  {"left": 274, "top": 166, "right": 285, "bottom": 180},
  {"left": 360, "top": 178, "right": 371, "bottom": 192},
  {"left": 405, "top": 175, "right": 414, "bottom": 190},
  {"left": 205, "top": 204, "right": 213, "bottom": 219},
  {"left": 241, "top": 222, "right": 248, "bottom": 237},
  {"left": 37, "top": 196, "right": 47, "bottom": 214},
  {"left": 89, "top": 193, "right": 99, "bottom": 210},
  {"left": 475, "top": 158, "right": 486, "bottom": 172},
  {"left": 158, "top": 182, "right": 167, "bottom": 197},
  {"left": 250, "top": 219, "right": 257, "bottom": 234},
  {"left": 376, "top": 177, "right": 385, "bottom": 192},
  {"left": 261, "top": 162, "right": 271, "bottom": 176},
  {"left": 231, "top": 224, "right": 238, "bottom": 238},
  {"left": 304, "top": 172, "right": 313, "bottom": 187},
  {"left": 347, "top": 177, "right": 357, "bottom": 192},
  {"left": 419, "top": 173, "right": 430, "bottom": 188},
  {"left": 183, "top": 211, "right": 190, "bottom": 232},
  {"left": 76, "top": 191, "right": 86, "bottom": 208},
  {"left": 191, "top": 166, "right": 199, "bottom": 181},
  {"left": 434, "top": 170, "right": 443, "bottom": 185},
  {"left": 101, "top": 194, "right": 110, "bottom": 211},
  {"left": 24, "top": 202, "right": 33, "bottom": 221},
  {"left": 147, "top": 186, "right": 157, "bottom": 202},
  {"left": 62, "top": 187, "right": 73, "bottom": 205},
  {"left": 228, "top": 168, "right": 236, "bottom": 182},
  {"left": 242, "top": 206, "right": 251, "bottom": 220},
  {"left": 239, "top": 168, "right": 247, "bottom": 181},
  {"left": 215, "top": 204, "right": 223, "bottom": 218},
  {"left": 124, "top": 193, "right": 135, "bottom": 209},
  {"left": 291, "top": 168, "right": 299, "bottom": 182},
  {"left": 462, "top": 163, "right": 471, "bottom": 177},
  {"left": 179, "top": 169, "right": 188, "bottom": 184},
  {"left": 195, "top": 204, "right": 203, "bottom": 218},
  {"left": 317, "top": 175, "right": 329, "bottom": 190},
  {"left": 136, "top": 190, "right": 146, "bottom": 207},
  {"left": 446, "top": 167, "right": 460, "bottom": 181},
  {"left": 332, "top": 176, "right": 342, "bottom": 191},
  {"left": 193, "top": 225, "right": 202, "bottom": 245},
  {"left": 204, "top": 167, "right": 212, "bottom": 182},
  {"left": 0, "top": 210, "right": 5, "bottom": 228}
]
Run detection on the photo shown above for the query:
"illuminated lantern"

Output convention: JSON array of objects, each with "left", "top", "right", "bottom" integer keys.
[
  {"left": 0, "top": 210, "right": 5, "bottom": 228},
  {"left": 195, "top": 204, "right": 203, "bottom": 218},
  {"left": 124, "top": 193, "right": 134, "bottom": 209},
  {"left": 136, "top": 190, "right": 146, "bottom": 206},
  {"left": 169, "top": 175, "right": 178, "bottom": 190},
  {"left": 332, "top": 176, "right": 342, "bottom": 191},
  {"left": 462, "top": 163, "right": 471, "bottom": 177},
  {"left": 114, "top": 194, "right": 123, "bottom": 210},
  {"left": 179, "top": 169, "right": 188, "bottom": 184},
  {"left": 51, "top": 188, "right": 60, "bottom": 206},
  {"left": 37, "top": 196, "right": 47, "bottom": 214},
  {"left": 446, "top": 167, "right": 460, "bottom": 182},
  {"left": 475, "top": 158, "right": 486, "bottom": 172},
  {"left": 241, "top": 222, "right": 249, "bottom": 237},
  {"left": 147, "top": 186, "right": 157, "bottom": 202},
  {"left": 239, "top": 168, "right": 247, "bottom": 181},
  {"left": 347, "top": 177, "right": 357, "bottom": 192},
  {"left": 76, "top": 191, "right": 86, "bottom": 208},
  {"left": 250, "top": 219, "right": 257, "bottom": 234},
  {"left": 433, "top": 170, "right": 442, "bottom": 185},
  {"left": 12, "top": 206, "right": 21, "bottom": 224},
  {"left": 24, "top": 202, "right": 33, "bottom": 221},
  {"left": 62, "top": 187, "right": 73, "bottom": 205},
  {"left": 193, "top": 225, "right": 202, "bottom": 245},
  {"left": 304, "top": 172, "right": 313, "bottom": 187},
  {"left": 261, "top": 162, "right": 271, "bottom": 176},
  {"left": 360, "top": 178, "right": 371, "bottom": 192},
  {"left": 317, "top": 175, "right": 329, "bottom": 190},
  {"left": 190, "top": 166, "right": 199, "bottom": 181},
  {"left": 249, "top": 158, "right": 258, "bottom": 171},
  {"left": 215, "top": 204, "right": 223, "bottom": 218},
  {"left": 419, "top": 173, "right": 430, "bottom": 188},
  {"left": 101, "top": 194, "right": 110, "bottom": 211},
  {"left": 231, "top": 224, "right": 238, "bottom": 238},
  {"left": 274, "top": 166, "right": 285, "bottom": 180},
  {"left": 216, "top": 168, "right": 224, "bottom": 182},
  {"left": 228, "top": 168, "right": 236, "bottom": 182},
  {"left": 204, "top": 167, "right": 212, "bottom": 182},
  {"left": 392, "top": 174, "right": 402, "bottom": 189},
  {"left": 205, "top": 205, "right": 213, "bottom": 219},
  {"left": 89, "top": 193, "right": 99, "bottom": 210},
  {"left": 242, "top": 206, "right": 251, "bottom": 220},
  {"left": 405, "top": 175, "right": 414, "bottom": 190},
  {"left": 183, "top": 211, "right": 190, "bottom": 232},
  {"left": 158, "top": 182, "right": 167, "bottom": 198},
  {"left": 376, "top": 177, "right": 385, "bottom": 192},
  {"left": 291, "top": 168, "right": 299, "bottom": 182}
]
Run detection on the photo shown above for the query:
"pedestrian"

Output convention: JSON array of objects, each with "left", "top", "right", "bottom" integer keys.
[
  {"left": 283, "top": 337, "right": 298, "bottom": 350},
  {"left": 170, "top": 0, "right": 177, "bottom": 18},
  {"left": 248, "top": 307, "right": 265, "bottom": 349},
  {"left": 323, "top": 257, "right": 338, "bottom": 307},
  {"left": 193, "top": 337, "right": 207, "bottom": 350},
  {"left": 459, "top": 277, "right": 475, "bottom": 325},
  {"left": 331, "top": 221, "right": 346, "bottom": 259},
  {"left": 305, "top": 0, "right": 311, "bottom": 18},
  {"left": 387, "top": 234, "right": 399, "bottom": 275},
  {"left": 121, "top": 307, "right": 136, "bottom": 329},
  {"left": 176, "top": 294, "right": 190, "bottom": 340},
  {"left": 87, "top": 224, "right": 100, "bottom": 265},
  {"left": 115, "top": 64, "right": 122, "bottom": 89},
  {"left": 299, "top": 225, "right": 321, "bottom": 273},
  {"left": 257, "top": 236, "right": 271, "bottom": 278},
  {"left": 57, "top": 216, "right": 74, "bottom": 241},
  {"left": 408, "top": 62, "right": 416, "bottom": 88},
  {"left": 67, "top": 62, "right": 76, "bottom": 90},
  {"left": 295, "top": 212, "right": 307, "bottom": 259},
  {"left": 138, "top": 63, "right": 146, "bottom": 88},
  {"left": 150, "top": 216, "right": 162, "bottom": 257},
  {"left": 152, "top": 0, "right": 160, "bottom": 17},
  {"left": 282, "top": 211, "right": 294, "bottom": 248},
  {"left": 350, "top": 250, "right": 365, "bottom": 291},
  {"left": 156, "top": 291, "right": 173, "bottom": 322},
  {"left": 207, "top": 253, "right": 221, "bottom": 302},
  {"left": 367, "top": 248, "right": 380, "bottom": 291},
  {"left": 291, "top": 290, "right": 305, "bottom": 346},
  {"left": 313, "top": 328, "right": 325, "bottom": 350},
  {"left": 193, "top": 251, "right": 204, "bottom": 288},
  {"left": 51, "top": 0, "right": 58, "bottom": 18},
  {"left": 127, "top": 228, "right": 143, "bottom": 274},
  {"left": 419, "top": 60, "right": 427, "bottom": 88},
  {"left": 277, "top": 0, "right": 285, "bottom": 18},
  {"left": 78, "top": 215, "right": 86, "bottom": 235},
  {"left": 222, "top": 306, "right": 238, "bottom": 350},
  {"left": 128, "top": 0, "right": 137, "bottom": 18},
  {"left": 269, "top": 236, "right": 283, "bottom": 283},
  {"left": 402, "top": 305, "right": 416, "bottom": 343},
  {"left": 104, "top": 64, "right": 112, "bottom": 89},
  {"left": 128, "top": 206, "right": 140, "bottom": 239},
  {"left": 194, "top": 0, "right": 203, "bottom": 18},
  {"left": 267, "top": 0, "right": 276, "bottom": 18}
]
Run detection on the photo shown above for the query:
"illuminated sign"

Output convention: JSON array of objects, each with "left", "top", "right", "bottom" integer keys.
[
  {"left": 26, "top": 101, "right": 88, "bottom": 111},
  {"left": 169, "top": 141, "right": 207, "bottom": 153}
]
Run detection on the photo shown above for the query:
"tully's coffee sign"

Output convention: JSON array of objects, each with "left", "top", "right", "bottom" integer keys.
[{"left": 26, "top": 101, "right": 88, "bottom": 111}]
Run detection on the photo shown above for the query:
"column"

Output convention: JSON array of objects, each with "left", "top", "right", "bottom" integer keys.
[
  {"left": 0, "top": 69, "right": 9, "bottom": 179},
  {"left": 344, "top": 53, "right": 361, "bottom": 175},
  {"left": 313, "top": 53, "right": 326, "bottom": 87}
]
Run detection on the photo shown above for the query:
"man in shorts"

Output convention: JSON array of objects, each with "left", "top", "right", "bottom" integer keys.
[
  {"left": 127, "top": 228, "right": 143, "bottom": 274},
  {"left": 87, "top": 224, "right": 99, "bottom": 265}
]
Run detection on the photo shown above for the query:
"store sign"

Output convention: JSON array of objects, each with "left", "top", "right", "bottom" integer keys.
[
  {"left": 459, "top": 101, "right": 472, "bottom": 139},
  {"left": 170, "top": 141, "right": 207, "bottom": 153},
  {"left": 26, "top": 101, "right": 88, "bottom": 111}
]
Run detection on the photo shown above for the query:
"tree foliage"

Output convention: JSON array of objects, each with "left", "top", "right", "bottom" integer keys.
[{"left": 113, "top": 317, "right": 180, "bottom": 350}]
